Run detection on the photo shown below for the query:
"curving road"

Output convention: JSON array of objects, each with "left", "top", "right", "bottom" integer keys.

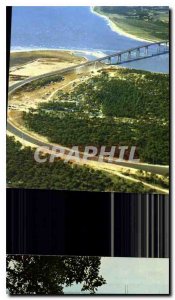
[{"left": 7, "top": 59, "right": 169, "bottom": 176}]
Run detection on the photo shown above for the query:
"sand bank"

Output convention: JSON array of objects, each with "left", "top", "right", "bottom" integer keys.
[{"left": 11, "top": 47, "right": 105, "bottom": 59}]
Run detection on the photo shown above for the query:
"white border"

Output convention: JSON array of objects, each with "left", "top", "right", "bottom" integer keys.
[
  {"left": 2, "top": 0, "right": 175, "bottom": 6},
  {"left": 0, "top": 1, "right": 174, "bottom": 299}
]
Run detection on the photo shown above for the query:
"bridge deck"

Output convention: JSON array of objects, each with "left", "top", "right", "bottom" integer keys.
[
  {"left": 109, "top": 51, "right": 169, "bottom": 65},
  {"left": 94, "top": 41, "right": 169, "bottom": 63}
]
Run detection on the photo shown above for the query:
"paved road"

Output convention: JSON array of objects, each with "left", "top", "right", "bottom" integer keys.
[
  {"left": 108, "top": 160, "right": 169, "bottom": 176},
  {"left": 7, "top": 121, "right": 169, "bottom": 176},
  {"left": 7, "top": 60, "right": 169, "bottom": 176},
  {"left": 7, "top": 122, "right": 54, "bottom": 148},
  {"left": 8, "top": 62, "right": 91, "bottom": 95}
]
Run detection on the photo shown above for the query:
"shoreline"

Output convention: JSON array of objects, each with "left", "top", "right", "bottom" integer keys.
[
  {"left": 10, "top": 47, "right": 169, "bottom": 74},
  {"left": 90, "top": 7, "right": 155, "bottom": 44},
  {"left": 10, "top": 47, "right": 106, "bottom": 59}
]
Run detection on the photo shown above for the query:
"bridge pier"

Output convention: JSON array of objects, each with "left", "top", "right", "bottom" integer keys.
[
  {"left": 136, "top": 48, "right": 140, "bottom": 58},
  {"left": 127, "top": 51, "right": 131, "bottom": 60},
  {"left": 157, "top": 43, "right": 161, "bottom": 53},
  {"left": 117, "top": 54, "right": 121, "bottom": 63},
  {"left": 164, "top": 42, "right": 167, "bottom": 51},
  {"left": 96, "top": 40, "right": 169, "bottom": 66},
  {"left": 165, "top": 41, "right": 169, "bottom": 51},
  {"left": 107, "top": 57, "right": 111, "bottom": 64},
  {"left": 144, "top": 46, "right": 148, "bottom": 55}
]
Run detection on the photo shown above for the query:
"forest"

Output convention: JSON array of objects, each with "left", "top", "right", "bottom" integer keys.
[
  {"left": 7, "top": 136, "right": 153, "bottom": 192},
  {"left": 23, "top": 69, "right": 169, "bottom": 165}
]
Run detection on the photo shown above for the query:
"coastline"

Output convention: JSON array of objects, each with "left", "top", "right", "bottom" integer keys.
[
  {"left": 10, "top": 47, "right": 106, "bottom": 59},
  {"left": 90, "top": 6, "right": 155, "bottom": 43}
]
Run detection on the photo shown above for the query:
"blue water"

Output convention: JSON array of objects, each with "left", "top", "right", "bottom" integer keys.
[{"left": 11, "top": 6, "right": 169, "bottom": 73}]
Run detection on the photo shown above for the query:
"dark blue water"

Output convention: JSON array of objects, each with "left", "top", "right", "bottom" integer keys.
[{"left": 11, "top": 6, "right": 169, "bottom": 73}]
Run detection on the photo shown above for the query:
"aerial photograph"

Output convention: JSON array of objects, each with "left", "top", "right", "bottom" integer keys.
[
  {"left": 7, "top": 6, "right": 169, "bottom": 193},
  {"left": 6, "top": 6, "right": 170, "bottom": 295}
]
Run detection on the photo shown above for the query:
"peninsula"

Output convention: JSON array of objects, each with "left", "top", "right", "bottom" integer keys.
[{"left": 92, "top": 6, "right": 169, "bottom": 42}]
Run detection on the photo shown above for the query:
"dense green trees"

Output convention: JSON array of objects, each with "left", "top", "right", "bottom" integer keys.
[
  {"left": 7, "top": 255, "right": 105, "bottom": 295},
  {"left": 23, "top": 69, "right": 169, "bottom": 165},
  {"left": 7, "top": 136, "right": 152, "bottom": 192}
]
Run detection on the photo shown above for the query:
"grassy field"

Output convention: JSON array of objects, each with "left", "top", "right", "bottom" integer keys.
[{"left": 94, "top": 6, "right": 169, "bottom": 42}]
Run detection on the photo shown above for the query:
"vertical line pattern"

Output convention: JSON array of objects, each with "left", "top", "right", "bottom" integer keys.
[
  {"left": 138, "top": 194, "right": 142, "bottom": 257},
  {"left": 7, "top": 190, "right": 169, "bottom": 258},
  {"left": 164, "top": 195, "right": 169, "bottom": 257},
  {"left": 146, "top": 193, "right": 149, "bottom": 258},
  {"left": 151, "top": 194, "right": 154, "bottom": 258},
  {"left": 157, "top": 194, "right": 160, "bottom": 258},
  {"left": 111, "top": 192, "right": 114, "bottom": 257},
  {"left": 114, "top": 193, "right": 169, "bottom": 258}
]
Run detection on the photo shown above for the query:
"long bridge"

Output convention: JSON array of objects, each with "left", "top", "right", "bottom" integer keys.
[
  {"left": 94, "top": 41, "right": 169, "bottom": 65},
  {"left": 7, "top": 40, "right": 169, "bottom": 181},
  {"left": 8, "top": 42, "right": 169, "bottom": 93}
]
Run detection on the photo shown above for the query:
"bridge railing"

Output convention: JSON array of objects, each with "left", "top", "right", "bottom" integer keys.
[
  {"left": 96, "top": 41, "right": 169, "bottom": 65},
  {"left": 95, "top": 41, "right": 169, "bottom": 62}
]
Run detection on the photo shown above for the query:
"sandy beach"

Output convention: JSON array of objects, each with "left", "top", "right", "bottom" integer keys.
[
  {"left": 90, "top": 7, "right": 154, "bottom": 43},
  {"left": 11, "top": 48, "right": 106, "bottom": 59},
  {"left": 9, "top": 48, "right": 105, "bottom": 86}
]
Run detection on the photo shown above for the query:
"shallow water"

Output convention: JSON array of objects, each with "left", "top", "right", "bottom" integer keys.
[{"left": 11, "top": 6, "right": 169, "bottom": 73}]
